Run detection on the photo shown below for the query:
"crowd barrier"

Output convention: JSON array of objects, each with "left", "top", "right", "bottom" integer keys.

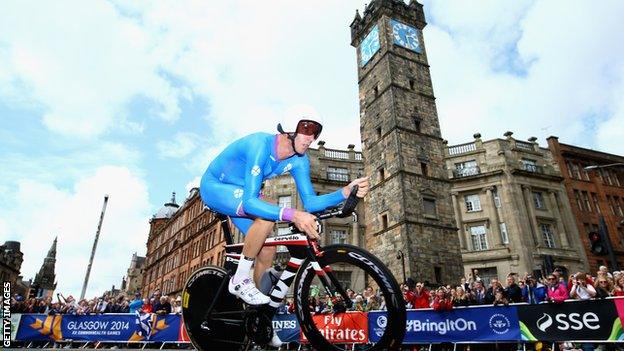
[{"left": 11, "top": 298, "right": 624, "bottom": 345}]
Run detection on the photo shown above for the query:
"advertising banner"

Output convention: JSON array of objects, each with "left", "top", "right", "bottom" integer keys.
[
  {"left": 369, "top": 306, "right": 520, "bottom": 343},
  {"left": 272, "top": 313, "right": 299, "bottom": 343},
  {"left": 15, "top": 313, "right": 180, "bottom": 342},
  {"left": 301, "top": 311, "right": 368, "bottom": 344},
  {"left": 518, "top": 299, "right": 620, "bottom": 341}
]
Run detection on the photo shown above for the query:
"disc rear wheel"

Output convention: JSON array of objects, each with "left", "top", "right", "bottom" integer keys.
[{"left": 182, "top": 266, "right": 247, "bottom": 351}]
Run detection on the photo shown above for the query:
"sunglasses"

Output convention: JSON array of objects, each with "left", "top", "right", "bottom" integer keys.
[{"left": 296, "top": 120, "right": 323, "bottom": 138}]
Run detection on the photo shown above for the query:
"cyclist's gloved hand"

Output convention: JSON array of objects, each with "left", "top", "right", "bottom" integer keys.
[
  {"left": 292, "top": 210, "right": 320, "bottom": 240},
  {"left": 342, "top": 176, "right": 369, "bottom": 198}
]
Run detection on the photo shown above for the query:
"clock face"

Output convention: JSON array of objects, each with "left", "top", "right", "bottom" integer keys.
[
  {"left": 360, "top": 24, "right": 380, "bottom": 66},
  {"left": 390, "top": 19, "right": 421, "bottom": 53}
]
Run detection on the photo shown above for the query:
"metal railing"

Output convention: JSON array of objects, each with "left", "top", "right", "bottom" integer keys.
[{"left": 453, "top": 166, "right": 481, "bottom": 178}]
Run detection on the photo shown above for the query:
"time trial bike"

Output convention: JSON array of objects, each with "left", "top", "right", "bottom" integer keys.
[{"left": 181, "top": 187, "right": 406, "bottom": 350}]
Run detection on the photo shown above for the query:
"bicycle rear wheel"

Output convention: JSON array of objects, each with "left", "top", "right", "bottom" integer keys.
[
  {"left": 293, "top": 244, "right": 406, "bottom": 351},
  {"left": 182, "top": 266, "right": 247, "bottom": 351}
]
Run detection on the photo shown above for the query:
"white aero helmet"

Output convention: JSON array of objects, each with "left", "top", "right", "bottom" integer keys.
[{"left": 276, "top": 105, "right": 323, "bottom": 140}]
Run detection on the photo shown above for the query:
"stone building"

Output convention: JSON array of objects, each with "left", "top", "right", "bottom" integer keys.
[
  {"left": 350, "top": 0, "right": 463, "bottom": 284},
  {"left": 0, "top": 240, "right": 24, "bottom": 287},
  {"left": 31, "top": 237, "right": 58, "bottom": 298},
  {"left": 547, "top": 136, "right": 624, "bottom": 273},
  {"left": 141, "top": 144, "right": 364, "bottom": 297},
  {"left": 123, "top": 252, "right": 145, "bottom": 295},
  {"left": 445, "top": 133, "right": 588, "bottom": 282}
]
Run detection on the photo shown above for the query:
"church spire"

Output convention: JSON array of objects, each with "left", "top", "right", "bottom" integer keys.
[{"left": 33, "top": 236, "right": 58, "bottom": 297}]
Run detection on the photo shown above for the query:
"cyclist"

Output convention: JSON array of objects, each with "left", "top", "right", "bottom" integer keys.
[{"left": 199, "top": 115, "right": 369, "bottom": 307}]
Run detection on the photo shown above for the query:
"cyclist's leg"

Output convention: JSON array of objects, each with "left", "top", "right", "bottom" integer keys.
[{"left": 254, "top": 245, "right": 277, "bottom": 286}]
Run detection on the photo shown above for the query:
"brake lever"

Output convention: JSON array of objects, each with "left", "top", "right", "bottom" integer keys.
[{"left": 336, "top": 185, "right": 359, "bottom": 218}]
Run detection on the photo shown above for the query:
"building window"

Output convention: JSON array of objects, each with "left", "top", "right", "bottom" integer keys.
[
  {"left": 423, "top": 198, "right": 437, "bottom": 216},
  {"left": 607, "top": 196, "right": 616, "bottom": 215},
  {"left": 493, "top": 187, "right": 502, "bottom": 208},
  {"left": 409, "top": 79, "right": 415, "bottom": 90},
  {"left": 378, "top": 167, "right": 385, "bottom": 182},
  {"left": 374, "top": 85, "right": 379, "bottom": 97},
  {"left": 454, "top": 160, "right": 479, "bottom": 177},
  {"left": 581, "top": 191, "right": 592, "bottom": 212},
  {"left": 278, "top": 195, "right": 292, "bottom": 208},
  {"left": 470, "top": 225, "right": 488, "bottom": 251},
  {"left": 376, "top": 126, "right": 382, "bottom": 139},
  {"left": 420, "top": 162, "right": 428, "bottom": 176},
  {"left": 464, "top": 194, "right": 482, "bottom": 212},
  {"left": 574, "top": 190, "right": 583, "bottom": 211},
  {"left": 327, "top": 167, "right": 349, "bottom": 182},
  {"left": 602, "top": 169, "right": 613, "bottom": 185},
  {"left": 381, "top": 213, "right": 388, "bottom": 229},
  {"left": 615, "top": 197, "right": 624, "bottom": 216},
  {"left": 540, "top": 223, "right": 556, "bottom": 248},
  {"left": 580, "top": 164, "right": 590, "bottom": 180},
  {"left": 592, "top": 193, "right": 602, "bottom": 214},
  {"left": 533, "top": 192, "right": 546, "bottom": 209},
  {"left": 570, "top": 162, "right": 581, "bottom": 179},
  {"left": 434, "top": 266, "right": 442, "bottom": 284},
  {"left": 500, "top": 223, "right": 509, "bottom": 244},
  {"left": 330, "top": 229, "right": 348, "bottom": 245}
]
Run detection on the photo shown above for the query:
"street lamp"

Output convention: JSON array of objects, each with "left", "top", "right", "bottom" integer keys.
[
  {"left": 396, "top": 250, "right": 406, "bottom": 285},
  {"left": 584, "top": 163, "right": 624, "bottom": 170}
]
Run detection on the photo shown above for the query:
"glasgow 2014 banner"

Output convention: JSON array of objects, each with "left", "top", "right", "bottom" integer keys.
[
  {"left": 15, "top": 313, "right": 184, "bottom": 342},
  {"left": 369, "top": 306, "right": 520, "bottom": 343}
]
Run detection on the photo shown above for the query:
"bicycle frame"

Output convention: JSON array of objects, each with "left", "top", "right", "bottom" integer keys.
[{"left": 216, "top": 213, "right": 350, "bottom": 312}]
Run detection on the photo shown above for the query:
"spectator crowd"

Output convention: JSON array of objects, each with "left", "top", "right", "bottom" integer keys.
[{"left": 9, "top": 289, "right": 183, "bottom": 316}]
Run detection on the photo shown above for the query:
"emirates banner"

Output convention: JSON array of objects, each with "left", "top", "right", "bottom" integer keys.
[
  {"left": 301, "top": 311, "right": 368, "bottom": 344},
  {"left": 519, "top": 299, "right": 623, "bottom": 341}
]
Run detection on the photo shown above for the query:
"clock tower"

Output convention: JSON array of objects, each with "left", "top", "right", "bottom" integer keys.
[{"left": 350, "top": 0, "right": 463, "bottom": 284}]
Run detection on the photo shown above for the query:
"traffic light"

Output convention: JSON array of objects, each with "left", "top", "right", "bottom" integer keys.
[{"left": 588, "top": 231, "right": 607, "bottom": 256}]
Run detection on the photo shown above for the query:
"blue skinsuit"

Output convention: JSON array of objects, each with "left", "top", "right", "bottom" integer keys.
[{"left": 199, "top": 132, "right": 346, "bottom": 234}]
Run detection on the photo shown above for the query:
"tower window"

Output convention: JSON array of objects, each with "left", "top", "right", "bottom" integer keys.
[
  {"left": 423, "top": 198, "right": 437, "bottom": 216},
  {"left": 376, "top": 126, "right": 382, "bottom": 139},
  {"left": 379, "top": 167, "right": 385, "bottom": 182},
  {"left": 434, "top": 266, "right": 442, "bottom": 283},
  {"left": 381, "top": 213, "right": 388, "bottom": 229},
  {"left": 420, "top": 162, "right": 429, "bottom": 176},
  {"left": 414, "top": 118, "right": 421, "bottom": 133},
  {"left": 374, "top": 85, "right": 379, "bottom": 97},
  {"left": 409, "top": 80, "right": 415, "bottom": 90}
]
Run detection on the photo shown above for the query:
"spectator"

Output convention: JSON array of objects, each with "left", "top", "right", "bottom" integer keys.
[
  {"left": 471, "top": 280, "right": 487, "bottom": 305},
  {"left": 140, "top": 298, "right": 153, "bottom": 313},
  {"left": 614, "top": 276, "right": 624, "bottom": 297},
  {"left": 599, "top": 265, "right": 613, "bottom": 279},
  {"left": 504, "top": 275, "right": 522, "bottom": 303},
  {"left": 459, "top": 277, "right": 470, "bottom": 292},
  {"left": 546, "top": 274, "right": 569, "bottom": 303},
  {"left": 485, "top": 278, "right": 506, "bottom": 305},
  {"left": 354, "top": 295, "right": 366, "bottom": 312},
  {"left": 570, "top": 273, "right": 596, "bottom": 300},
  {"left": 402, "top": 284, "right": 415, "bottom": 309},
  {"left": 452, "top": 286, "right": 471, "bottom": 307},
  {"left": 431, "top": 287, "right": 453, "bottom": 311},
  {"left": 412, "top": 282, "right": 431, "bottom": 309},
  {"left": 469, "top": 269, "right": 482, "bottom": 284},
  {"left": 154, "top": 296, "right": 172, "bottom": 315},
  {"left": 129, "top": 293, "right": 143, "bottom": 313},
  {"left": 594, "top": 277, "right": 613, "bottom": 299},
  {"left": 522, "top": 275, "right": 547, "bottom": 304},
  {"left": 172, "top": 296, "right": 183, "bottom": 314}
]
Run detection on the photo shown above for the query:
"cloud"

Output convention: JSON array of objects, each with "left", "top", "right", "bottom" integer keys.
[
  {"left": 423, "top": 0, "right": 624, "bottom": 153},
  {"left": 1, "top": 166, "right": 151, "bottom": 298},
  {"left": 0, "top": 0, "right": 184, "bottom": 137},
  {"left": 157, "top": 132, "right": 201, "bottom": 159}
]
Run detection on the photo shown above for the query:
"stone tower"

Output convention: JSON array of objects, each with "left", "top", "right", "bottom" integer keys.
[
  {"left": 33, "top": 236, "right": 58, "bottom": 297},
  {"left": 350, "top": 0, "right": 463, "bottom": 284}
]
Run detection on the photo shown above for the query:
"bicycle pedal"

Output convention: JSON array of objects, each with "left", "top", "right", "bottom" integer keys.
[{"left": 200, "top": 321, "right": 211, "bottom": 331}]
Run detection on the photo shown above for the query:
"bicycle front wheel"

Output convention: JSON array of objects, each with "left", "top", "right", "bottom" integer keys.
[{"left": 293, "top": 244, "right": 406, "bottom": 351}]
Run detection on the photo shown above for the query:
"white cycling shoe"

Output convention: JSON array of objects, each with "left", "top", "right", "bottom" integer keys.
[
  {"left": 228, "top": 277, "right": 271, "bottom": 305},
  {"left": 268, "top": 331, "right": 283, "bottom": 348}
]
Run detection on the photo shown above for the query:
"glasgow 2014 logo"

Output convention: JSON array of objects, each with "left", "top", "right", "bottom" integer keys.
[{"left": 489, "top": 314, "right": 511, "bottom": 335}]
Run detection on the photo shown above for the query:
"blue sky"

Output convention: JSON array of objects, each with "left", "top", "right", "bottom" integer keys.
[{"left": 1, "top": 0, "right": 623, "bottom": 297}]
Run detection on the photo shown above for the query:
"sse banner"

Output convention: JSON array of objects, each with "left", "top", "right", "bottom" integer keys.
[
  {"left": 15, "top": 314, "right": 181, "bottom": 342},
  {"left": 519, "top": 299, "right": 620, "bottom": 341},
  {"left": 369, "top": 306, "right": 520, "bottom": 343},
  {"left": 272, "top": 314, "right": 299, "bottom": 343}
]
